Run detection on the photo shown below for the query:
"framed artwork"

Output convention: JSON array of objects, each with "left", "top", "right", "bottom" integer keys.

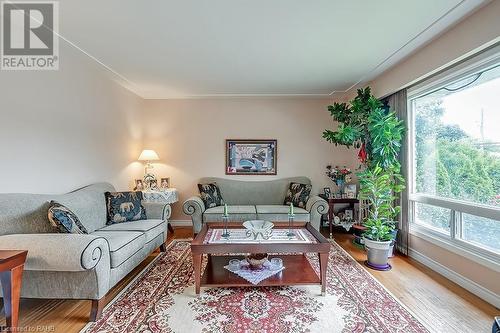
[
  {"left": 160, "top": 177, "right": 170, "bottom": 189},
  {"left": 226, "top": 139, "right": 277, "bottom": 175},
  {"left": 323, "top": 187, "right": 331, "bottom": 198},
  {"left": 344, "top": 209, "right": 353, "bottom": 220},
  {"left": 133, "top": 179, "right": 144, "bottom": 191}
]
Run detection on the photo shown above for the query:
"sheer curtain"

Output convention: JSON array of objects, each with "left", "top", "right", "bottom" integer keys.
[{"left": 384, "top": 89, "right": 409, "bottom": 255}]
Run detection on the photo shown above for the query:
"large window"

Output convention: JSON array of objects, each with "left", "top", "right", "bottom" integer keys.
[{"left": 408, "top": 51, "right": 500, "bottom": 259}]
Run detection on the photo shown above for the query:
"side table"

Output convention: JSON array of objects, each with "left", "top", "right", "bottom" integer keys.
[
  {"left": 0, "top": 250, "right": 28, "bottom": 332},
  {"left": 319, "top": 194, "right": 359, "bottom": 238},
  {"left": 142, "top": 188, "right": 179, "bottom": 235}
]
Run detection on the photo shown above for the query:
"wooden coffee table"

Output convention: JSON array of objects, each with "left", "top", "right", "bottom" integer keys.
[
  {"left": 191, "top": 222, "right": 330, "bottom": 295},
  {"left": 0, "top": 250, "right": 28, "bottom": 332}
]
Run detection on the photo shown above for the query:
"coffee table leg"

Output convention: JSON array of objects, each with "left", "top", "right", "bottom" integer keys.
[
  {"left": 0, "top": 264, "right": 24, "bottom": 332},
  {"left": 319, "top": 253, "right": 328, "bottom": 296},
  {"left": 192, "top": 253, "right": 202, "bottom": 295}
]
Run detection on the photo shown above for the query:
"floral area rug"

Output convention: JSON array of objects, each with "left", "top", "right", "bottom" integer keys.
[{"left": 81, "top": 240, "right": 429, "bottom": 333}]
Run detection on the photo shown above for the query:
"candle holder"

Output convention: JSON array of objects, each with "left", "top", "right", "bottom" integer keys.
[
  {"left": 222, "top": 214, "right": 230, "bottom": 238},
  {"left": 287, "top": 213, "right": 295, "bottom": 238}
]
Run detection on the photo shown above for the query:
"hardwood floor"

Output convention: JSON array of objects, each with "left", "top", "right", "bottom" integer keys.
[{"left": 1, "top": 227, "right": 497, "bottom": 332}]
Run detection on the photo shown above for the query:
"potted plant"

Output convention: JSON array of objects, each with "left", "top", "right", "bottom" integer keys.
[
  {"left": 358, "top": 166, "right": 404, "bottom": 269},
  {"left": 323, "top": 87, "right": 405, "bottom": 270}
]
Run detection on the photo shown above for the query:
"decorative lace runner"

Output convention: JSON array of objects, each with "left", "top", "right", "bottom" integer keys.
[
  {"left": 224, "top": 260, "right": 285, "bottom": 285},
  {"left": 205, "top": 228, "right": 316, "bottom": 244},
  {"left": 142, "top": 189, "right": 179, "bottom": 204}
]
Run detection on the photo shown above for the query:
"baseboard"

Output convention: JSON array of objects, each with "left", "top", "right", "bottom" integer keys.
[
  {"left": 409, "top": 248, "right": 500, "bottom": 309},
  {"left": 169, "top": 220, "right": 192, "bottom": 227}
]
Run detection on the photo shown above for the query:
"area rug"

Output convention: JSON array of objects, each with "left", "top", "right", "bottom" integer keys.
[{"left": 81, "top": 240, "right": 429, "bottom": 333}]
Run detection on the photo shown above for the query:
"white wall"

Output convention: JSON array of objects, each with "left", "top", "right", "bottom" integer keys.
[
  {"left": 140, "top": 98, "right": 359, "bottom": 220},
  {"left": 0, "top": 42, "right": 143, "bottom": 194}
]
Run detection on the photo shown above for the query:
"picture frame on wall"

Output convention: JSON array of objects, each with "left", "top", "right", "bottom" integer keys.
[{"left": 226, "top": 139, "right": 277, "bottom": 175}]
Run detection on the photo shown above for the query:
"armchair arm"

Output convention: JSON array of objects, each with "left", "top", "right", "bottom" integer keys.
[
  {"left": 0, "top": 234, "right": 109, "bottom": 272},
  {"left": 142, "top": 202, "right": 171, "bottom": 220},
  {"left": 183, "top": 196, "right": 205, "bottom": 233},
  {"left": 306, "top": 195, "right": 329, "bottom": 230}
]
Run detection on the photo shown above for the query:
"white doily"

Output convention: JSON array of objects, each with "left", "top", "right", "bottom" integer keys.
[{"left": 224, "top": 260, "right": 285, "bottom": 285}]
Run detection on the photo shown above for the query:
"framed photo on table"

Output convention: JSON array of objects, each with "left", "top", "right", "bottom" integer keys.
[
  {"left": 226, "top": 139, "right": 277, "bottom": 175},
  {"left": 133, "top": 179, "right": 144, "bottom": 191},
  {"left": 323, "top": 187, "right": 332, "bottom": 198},
  {"left": 345, "top": 184, "right": 357, "bottom": 198},
  {"left": 160, "top": 177, "right": 170, "bottom": 189}
]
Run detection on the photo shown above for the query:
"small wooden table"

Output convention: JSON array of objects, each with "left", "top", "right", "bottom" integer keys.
[
  {"left": 0, "top": 250, "right": 28, "bottom": 332},
  {"left": 319, "top": 195, "right": 359, "bottom": 239},
  {"left": 191, "top": 222, "right": 330, "bottom": 295}
]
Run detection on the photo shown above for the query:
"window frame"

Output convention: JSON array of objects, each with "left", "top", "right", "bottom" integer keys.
[{"left": 407, "top": 45, "right": 500, "bottom": 270}]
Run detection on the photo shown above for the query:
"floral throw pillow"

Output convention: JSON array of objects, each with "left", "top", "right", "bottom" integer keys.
[
  {"left": 48, "top": 201, "right": 88, "bottom": 234},
  {"left": 198, "top": 183, "right": 225, "bottom": 209},
  {"left": 283, "top": 182, "right": 312, "bottom": 209},
  {"left": 105, "top": 191, "right": 147, "bottom": 225}
]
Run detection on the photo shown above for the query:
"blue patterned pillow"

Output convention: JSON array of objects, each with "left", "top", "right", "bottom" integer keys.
[
  {"left": 105, "top": 191, "right": 147, "bottom": 225},
  {"left": 48, "top": 201, "right": 88, "bottom": 234}
]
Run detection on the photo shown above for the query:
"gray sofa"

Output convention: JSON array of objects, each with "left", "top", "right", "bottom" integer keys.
[
  {"left": 183, "top": 177, "right": 328, "bottom": 233},
  {"left": 0, "top": 183, "right": 171, "bottom": 321}
]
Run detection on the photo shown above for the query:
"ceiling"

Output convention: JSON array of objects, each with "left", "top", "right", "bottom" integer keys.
[{"left": 59, "top": 0, "right": 487, "bottom": 98}]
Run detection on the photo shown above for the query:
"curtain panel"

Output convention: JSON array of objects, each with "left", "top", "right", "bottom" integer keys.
[{"left": 384, "top": 89, "right": 409, "bottom": 255}]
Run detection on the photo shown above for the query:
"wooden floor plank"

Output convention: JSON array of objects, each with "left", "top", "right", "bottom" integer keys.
[{"left": 0, "top": 227, "right": 497, "bottom": 332}]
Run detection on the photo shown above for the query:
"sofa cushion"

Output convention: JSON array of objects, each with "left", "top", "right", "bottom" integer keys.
[
  {"left": 47, "top": 201, "right": 88, "bottom": 234},
  {"left": 255, "top": 205, "right": 310, "bottom": 222},
  {"left": 91, "top": 231, "right": 145, "bottom": 268},
  {"left": 204, "top": 205, "right": 256, "bottom": 222},
  {"left": 105, "top": 191, "right": 147, "bottom": 225},
  {"left": 98, "top": 219, "right": 166, "bottom": 243},
  {"left": 198, "top": 183, "right": 225, "bottom": 208},
  {"left": 284, "top": 183, "right": 312, "bottom": 209}
]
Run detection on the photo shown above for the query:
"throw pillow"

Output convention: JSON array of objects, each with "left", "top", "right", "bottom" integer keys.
[
  {"left": 105, "top": 191, "right": 147, "bottom": 225},
  {"left": 198, "top": 183, "right": 225, "bottom": 208},
  {"left": 48, "top": 201, "right": 88, "bottom": 234},
  {"left": 284, "top": 182, "right": 312, "bottom": 209}
]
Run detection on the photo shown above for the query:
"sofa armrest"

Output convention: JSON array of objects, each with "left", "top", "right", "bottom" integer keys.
[
  {"left": 306, "top": 195, "right": 329, "bottom": 230},
  {"left": 0, "top": 234, "right": 109, "bottom": 272},
  {"left": 142, "top": 202, "right": 171, "bottom": 220},
  {"left": 183, "top": 196, "right": 205, "bottom": 233}
]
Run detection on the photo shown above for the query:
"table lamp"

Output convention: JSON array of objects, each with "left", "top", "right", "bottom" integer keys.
[{"left": 138, "top": 149, "right": 160, "bottom": 178}]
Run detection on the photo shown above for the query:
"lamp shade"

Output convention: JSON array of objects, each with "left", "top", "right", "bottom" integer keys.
[{"left": 138, "top": 149, "right": 160, "bottom": 161}]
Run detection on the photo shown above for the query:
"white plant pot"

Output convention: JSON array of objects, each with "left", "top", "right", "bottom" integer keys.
[{"left": 363, "top": 238, "right": 392, "bottom": 269}]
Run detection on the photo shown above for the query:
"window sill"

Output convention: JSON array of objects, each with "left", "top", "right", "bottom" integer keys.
[{"left": 409, "top": 225, "right": 500, "bottom": 273}]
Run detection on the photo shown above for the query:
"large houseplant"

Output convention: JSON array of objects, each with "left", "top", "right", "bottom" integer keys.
[{"left": 323, "top": 87, "right": 405, "bottom": 269}]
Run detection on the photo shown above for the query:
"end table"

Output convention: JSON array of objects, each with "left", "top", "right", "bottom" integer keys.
[
  {"left": 0, "top": 250, "right": 28, "bottom": 332},
  {"left": 319, "top": 194, "right": 359, "bottom": 239},
  {"left": 142, "top": 188, "right": 179, "bottom": 234}
]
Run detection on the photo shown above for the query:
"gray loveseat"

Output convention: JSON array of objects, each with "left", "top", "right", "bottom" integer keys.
[
  {"left": 0, "top": 183, "right": 170, "bottom": 321},
  {"left": 183, "top": 177, "right": 328, "bottom": 233}
]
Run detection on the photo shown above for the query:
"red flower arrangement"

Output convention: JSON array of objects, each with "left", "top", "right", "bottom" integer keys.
[{"left": 326, "top": 165, "right": 352, "bottom": 184}]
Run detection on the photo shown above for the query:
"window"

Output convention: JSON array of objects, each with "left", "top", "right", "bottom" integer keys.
[
  {"left": 414, "top": 202, "right": 450, "bottom": 234},
  {"left": 408, "top": 50, "right": 500, "bottom": 260}
]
